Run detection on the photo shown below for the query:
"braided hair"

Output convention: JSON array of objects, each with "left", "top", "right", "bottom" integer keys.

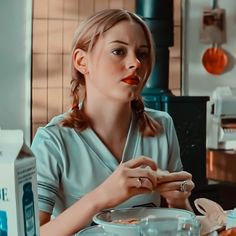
[{"left": 60, "top": 9, "right": 163, "bottom": 136}]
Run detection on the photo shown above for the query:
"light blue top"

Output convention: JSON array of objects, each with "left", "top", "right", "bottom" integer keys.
[{"left": 31, "top": 108, "right": 182, "bottom": 221}]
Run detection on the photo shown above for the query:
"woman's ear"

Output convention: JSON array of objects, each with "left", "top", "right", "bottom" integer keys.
[{"left": 73, "top": 49, "right": 88, "bottom": 75}]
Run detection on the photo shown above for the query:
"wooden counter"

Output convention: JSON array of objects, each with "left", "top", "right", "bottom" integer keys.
[{"left": 207, "top": 149, "right": 236, "bottom": 183}]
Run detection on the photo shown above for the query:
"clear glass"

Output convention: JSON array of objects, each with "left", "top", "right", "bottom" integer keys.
[
  {"left": 139, "top": 217, "right": 200, "bottom": 236},
  {"left": 139, "top": 217, "right": 179, "bottom": 236},
  {"left": 178, "top": 217, "right": 201, "bottom": 236}
]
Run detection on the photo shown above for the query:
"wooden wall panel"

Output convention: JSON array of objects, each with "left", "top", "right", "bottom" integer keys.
[{"left": 32, "top": 54, "right": 47, "bottom": 88}]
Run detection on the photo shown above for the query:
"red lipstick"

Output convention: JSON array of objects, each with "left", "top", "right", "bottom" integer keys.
[{"left": 121, "top": 75, "right": 140, "bottom": 85}]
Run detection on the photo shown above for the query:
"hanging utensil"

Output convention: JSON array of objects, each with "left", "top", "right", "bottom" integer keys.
[
  {"left": 200, "top": 0, "right": 228, "bottom": 75},
  {"left": 202, "top": 43, "right": 228, "bottom": 75}
]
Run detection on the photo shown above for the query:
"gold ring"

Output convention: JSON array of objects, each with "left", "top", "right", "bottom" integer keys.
[
  {"left": 137, "top": 177, "right": 143, "bottom": 188},
  {"left": 179, "top": 180, "right": 188, "bottom": 192}
]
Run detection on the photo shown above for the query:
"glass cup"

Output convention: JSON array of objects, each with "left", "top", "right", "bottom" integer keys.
[
  {"left": 139, "top": 217, "right": 179, "bottom": 236},
  {"left": 178, "top": 217, "right": 201, "bottom": 236},
  {"left": 139, "top": 216, "right": 200, "bottom": 236}
]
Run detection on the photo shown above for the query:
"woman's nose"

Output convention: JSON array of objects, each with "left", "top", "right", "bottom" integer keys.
[{"left": 127, "top": 54, "right": 141, "bottom": 70}]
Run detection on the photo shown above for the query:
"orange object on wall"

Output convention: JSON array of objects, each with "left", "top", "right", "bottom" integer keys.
[{"left": 202, "top": 47, "right": 228, "bottom": 75}]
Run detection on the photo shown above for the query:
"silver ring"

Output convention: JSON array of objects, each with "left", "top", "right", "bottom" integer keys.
[
  {"left": 137, "top": 177, "right": 143, "bottom": 188},
  {"left": 179, "top": 180, "right": 188, "bottom": 192}
]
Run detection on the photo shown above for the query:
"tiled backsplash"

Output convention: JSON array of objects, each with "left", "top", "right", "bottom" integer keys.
[{"left": 32, "top": 0, "right": 181, "bottom": 137}]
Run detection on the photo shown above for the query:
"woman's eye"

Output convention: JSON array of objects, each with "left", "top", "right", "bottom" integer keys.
[
  {"left": 137, "top": 51, "right": 149, "bottom": 60},
  {"left": 112, "top": 48, "right": 126, "bottom": 56}
]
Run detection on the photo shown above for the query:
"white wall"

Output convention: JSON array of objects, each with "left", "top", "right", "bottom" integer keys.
[
  {"left": 182, "top": 0, "right": 236, "bottom": 96},
  {"left": 0, "top": 0, "right": 32, "bottom": 145}
]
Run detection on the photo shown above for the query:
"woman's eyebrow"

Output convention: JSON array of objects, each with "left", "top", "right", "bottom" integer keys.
[
  {"left": 109, "top": 40, "right": 149, "bottom": 49},
  {"left": 109, "top": 40, "right": 129, "bottom": 45}
]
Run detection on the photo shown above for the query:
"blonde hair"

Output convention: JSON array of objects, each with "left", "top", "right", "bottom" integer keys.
[{"left": 61, "top": 9, "right": 162, "bottom": 136}]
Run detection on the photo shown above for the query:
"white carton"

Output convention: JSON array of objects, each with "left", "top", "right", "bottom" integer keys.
[{"left": 0, "top": 130, "right": 39, "bottom": 236}]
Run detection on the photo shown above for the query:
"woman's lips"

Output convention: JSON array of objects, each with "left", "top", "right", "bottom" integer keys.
[{"left": 121, "top": 76, "right": 140, "bottom": 85}]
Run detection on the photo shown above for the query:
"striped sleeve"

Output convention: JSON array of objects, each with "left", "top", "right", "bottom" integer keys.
[{"left": 31, "top": 127, "right": 62, "bottom": 214}]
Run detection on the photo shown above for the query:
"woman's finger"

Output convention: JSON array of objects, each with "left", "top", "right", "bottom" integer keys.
[
  {"left": 118, "top": 162, "right": 157, "bottom": 188},
  {"left": 127, "top": 167, "right": 157, "bottom": 188},
  {"left": 123, "top": 156, "right": 157, "bottom": 171},
  {"left": 163, "top": 190, "right": 192, "bottom": 201},
  {"left": 125, "top": 177, "right": 154, "bottom": 191},
  {"left": 132, "top": 177, "right": 154, "bottom": 191},
  {"left": 156, "top": 171, "right": 192, "bottom": 183},
  {"left": 157, "top": 181, "right": 183, "bottom": 192},
  {"left": 156, "top": 179, "right": 194, "bottom": 193}
]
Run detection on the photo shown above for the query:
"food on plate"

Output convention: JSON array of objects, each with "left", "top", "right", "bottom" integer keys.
[{"left": 111, "top": 218, "right": 140, "bottom": 224}]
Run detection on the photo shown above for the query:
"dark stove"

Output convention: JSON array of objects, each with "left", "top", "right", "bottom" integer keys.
[{"left": 136, "top": 0, "right": 209, "bottom": 188}]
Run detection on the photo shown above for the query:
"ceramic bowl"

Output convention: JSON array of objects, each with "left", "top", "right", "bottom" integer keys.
[
  {"left": 93, "top": 207, "right": 197, "bottom": 236},
  {"left": 76, "top": 225, "right": 115, "bottom": 235}
]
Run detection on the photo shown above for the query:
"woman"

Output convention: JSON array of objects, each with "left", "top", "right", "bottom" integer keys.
[{"left": 31, "top": 9, "right": 194, "bottom": 236}]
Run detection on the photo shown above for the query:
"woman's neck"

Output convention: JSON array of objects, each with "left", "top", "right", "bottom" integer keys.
[
  {"left": 83, "top": 98, "right": 133, "bottom": 161},
  {"left": 83, "top": 98, "right": 132, "bottom": 130}
]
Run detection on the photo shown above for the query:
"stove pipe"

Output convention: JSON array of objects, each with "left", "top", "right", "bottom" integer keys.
[
  {"left": 136, "top": 0, "right": 173, "bottom": 95},
  {"left": 136, "top": 0, "right": 209, "bottom": 190}
]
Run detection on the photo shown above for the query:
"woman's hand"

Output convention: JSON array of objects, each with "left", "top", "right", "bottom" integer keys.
[
  {"left": 155, "top": 171, "right": 195, "bottom": 210},
  {"left": 94, "top": 156, "right": 158, "bottom": 209}
]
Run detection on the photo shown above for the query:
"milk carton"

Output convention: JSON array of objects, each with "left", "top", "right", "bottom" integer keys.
[{"left": 0, "top": 130, "right": 39, "bottom": 236}]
